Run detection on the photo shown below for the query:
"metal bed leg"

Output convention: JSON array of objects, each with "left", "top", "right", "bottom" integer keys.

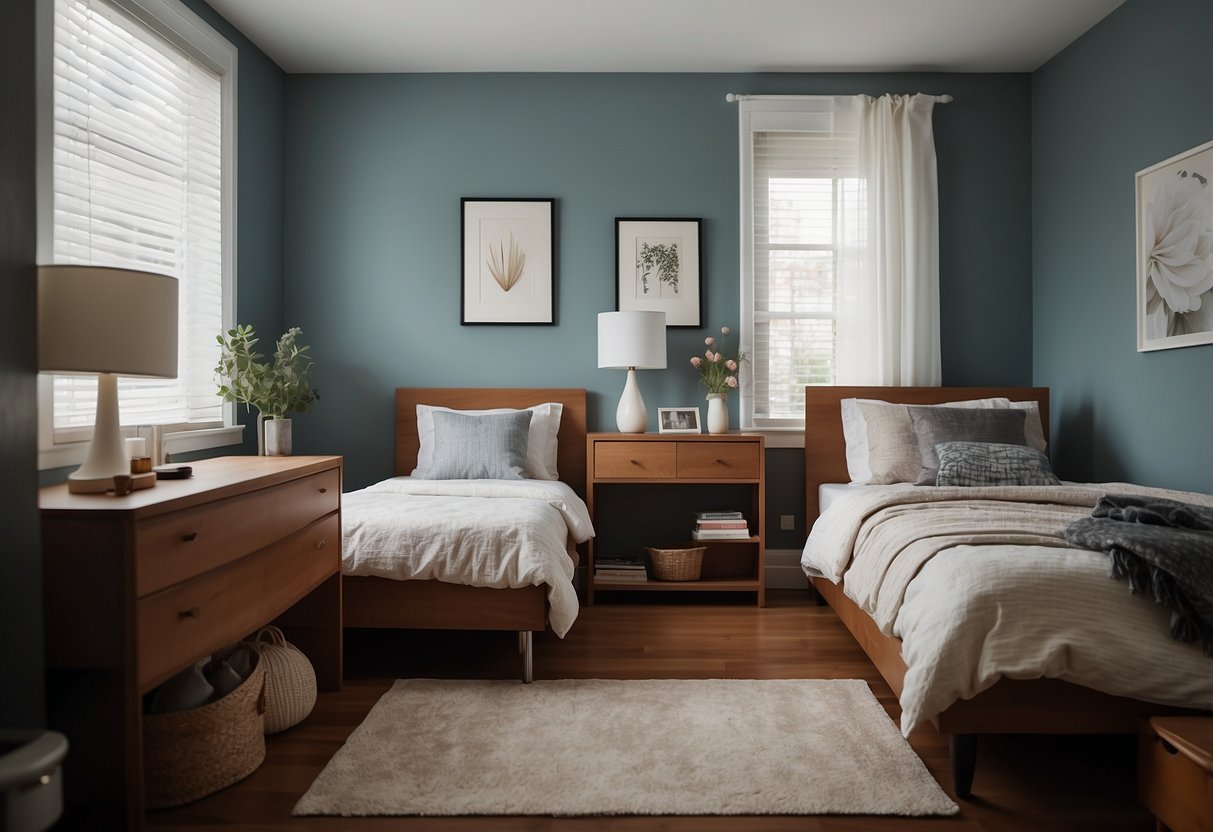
[{"left": 520, "top": 631, "right": 533, "bottom": 683}]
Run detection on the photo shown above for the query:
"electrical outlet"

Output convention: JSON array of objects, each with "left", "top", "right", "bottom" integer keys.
[{"left": 780, "top": 514, "right": 795, "bottom": 531}]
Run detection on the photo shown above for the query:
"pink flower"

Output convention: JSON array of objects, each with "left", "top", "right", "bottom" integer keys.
[
  {"left": 720, "top": 326, "right": 731, "bottom": 336},
  {"left": 726, "top": 359, "right": 738, "bottom": 371},
  {"left": 705, "top": 349, "right": 714, "bottom": 360},
  {"left": 690, "top": 356, "right": 702, "bottom": 368},
  {"left": 725, "top": 375, "right": 738, "bottom": 388},
  {"left": 711, "top": 352, "right": 722, "bottom": 363},
  {"left": 704, "top": 336, "right": 715, "bottom": 346}
]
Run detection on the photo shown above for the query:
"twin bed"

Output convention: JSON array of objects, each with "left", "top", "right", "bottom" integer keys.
[
  {"left": 341, "top": 388, "right": 591, "bottom": 682},
  {"left": 802, "top": 386, "right": 1212, "bottom": 796}
]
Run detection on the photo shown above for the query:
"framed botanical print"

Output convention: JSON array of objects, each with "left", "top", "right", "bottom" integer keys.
[
  {"left": 1136, "top": 138, "right": 1213, "bottom": 351},
  {"left": 462, "top": 198, "right": 555, "bottom": 325},
  {"left": 615, "top": 217, "right": 701, "bottom": 327}
]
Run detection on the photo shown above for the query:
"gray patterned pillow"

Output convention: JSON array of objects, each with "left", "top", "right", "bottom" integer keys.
[
  {"left": 908, "top": 406, "right": 1028, "bottom": 485},
  {"left": 934, "top": 441, "right": 1060, "bottom": 487},
  {"left": 414, "top": 410, "right": 532, "bottom": 480}
]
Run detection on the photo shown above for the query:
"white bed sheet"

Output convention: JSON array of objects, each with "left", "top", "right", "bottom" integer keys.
[
  {"left": 342, "top": 477, "right": 594, "bottom": 637},
  {"left": 803, "top": 482, "right": 1213, "bottom": 735}
]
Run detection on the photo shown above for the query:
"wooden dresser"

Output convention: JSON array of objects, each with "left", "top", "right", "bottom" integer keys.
[{"left": 40, "top": 455, "right": 344, "bottom": 830}]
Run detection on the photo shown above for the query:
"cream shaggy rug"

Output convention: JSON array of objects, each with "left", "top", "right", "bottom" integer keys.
[{"left": 293, "top": 678, "right": 957, "bottom": 817}]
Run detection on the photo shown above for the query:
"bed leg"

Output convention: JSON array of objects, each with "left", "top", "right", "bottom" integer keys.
[
  {"left": 520, "top": 631, "right": 533, "bottom": 684},
  {"left": 949, "top": 733, "right": 977, "bottom": 800},
  {"left": 807, "top": 579, "right": 828, "bottom": 606}
]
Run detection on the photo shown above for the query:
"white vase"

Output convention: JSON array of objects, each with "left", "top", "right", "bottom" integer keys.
[
  {"left": 706, "top": 394, "right": 729, "bottom": 435},
  {"left": 264, "top": 417, "right": 292, "bottom": 456}
]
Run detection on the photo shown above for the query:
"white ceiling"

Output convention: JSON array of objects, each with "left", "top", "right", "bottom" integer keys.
[{"left": 204, "top": 0, "right": 1127, "bottom": 75}]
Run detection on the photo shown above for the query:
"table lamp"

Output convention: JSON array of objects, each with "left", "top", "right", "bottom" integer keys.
[
  {"left": 38, "top": 265, "right": 179, "bottom": 493},
  {"left": 597, "top": 310, "right": 667, "bottom": 433}
]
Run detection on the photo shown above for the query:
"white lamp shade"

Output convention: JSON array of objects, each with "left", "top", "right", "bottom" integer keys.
[
  {"left": 38, "top": 265, "right": 178, "bottom": 377},
  {"left": 597, "top": 311, "right": 667, "bottom": 369}
]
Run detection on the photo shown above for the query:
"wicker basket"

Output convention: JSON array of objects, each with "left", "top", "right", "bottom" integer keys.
[
  {"left": 247, "top": 626, "right": 317, "bottom": 735},
  {"left": 645, "top": 546, "right": 706, "bottom": 581},
  {"left": 143, "top": 650, "right": 265, "bottom": 809}
]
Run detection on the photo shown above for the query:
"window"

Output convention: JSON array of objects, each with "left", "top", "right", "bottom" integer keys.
[
  {"left": 740, "top": 99, "right": 862, "bottom": 431},
  {"left": 38, "top": 0, "right": 238, "bottom": 464}
]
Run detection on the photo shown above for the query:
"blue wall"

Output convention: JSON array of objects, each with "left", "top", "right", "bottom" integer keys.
[
  {"left": 1032, "top": 0, "right": 1213, "bottom": 492},
  {"left": 283, "top": 72, "right": 1033, "bottom": 491}
]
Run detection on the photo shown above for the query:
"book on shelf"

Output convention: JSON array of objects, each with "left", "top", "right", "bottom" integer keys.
[
  {"left": 696, "top": 510, "right": 744, "bottom": 520},
  {"left": 695, "top": 520, "right": 749, "bottom": 530},
  {"left": 595, "top": 567, "right": 648, "bottom": 577},
  {"left": 595, "top": 572, "right": 649, "bottom": 583},
  {"left": 691, "top": 528, "right": 752, "bottom": 541},
  {"left": 594, "top": 557, "right": 646, "bottom": 570}
]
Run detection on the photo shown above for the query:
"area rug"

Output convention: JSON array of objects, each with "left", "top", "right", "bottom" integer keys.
[{"left": 293, "top": 678, "right": 957, "bottom": 817}]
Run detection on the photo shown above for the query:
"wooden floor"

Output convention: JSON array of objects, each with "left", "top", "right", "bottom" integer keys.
[{"left": 149, "top": 590, "right": 1152, "bottom": 831}]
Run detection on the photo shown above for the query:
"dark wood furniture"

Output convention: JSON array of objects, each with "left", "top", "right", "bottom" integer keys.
[
  {"left": 803, "top": 385, "right": 1195, "bottom": 798},
  {"left": 1139, "top": 717, "right": 1213, "bottom": 832},
  {"left": 41, "top": 455, "right": 343, "bottom": 831},
  {"left": 586, "top": 432, "right": 766, "bottom": 606},
  {"left": 342, "top": 388, "right": 587, "bottom": 681}
]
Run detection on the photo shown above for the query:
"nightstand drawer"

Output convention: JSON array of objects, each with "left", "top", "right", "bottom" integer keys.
[
  {"left": 677, "top": 442, "right": 760, "bottom": 479},
  {"left": 137, "top": 511, "right": 339, "bottom": 690},
  {"left": 135, "top": 467, "right": 339, "bottom": 596},
  {"left": 594, "top": 441, "right": 677, "bottom": 478},
  {"left": 1139, "top": 719, "right": 1213, "bottom": 832}
]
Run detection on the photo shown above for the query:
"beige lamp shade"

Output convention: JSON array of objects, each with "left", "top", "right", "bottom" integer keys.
[{"left": 38, "top": 265, "right": 178, "bottom": 377}]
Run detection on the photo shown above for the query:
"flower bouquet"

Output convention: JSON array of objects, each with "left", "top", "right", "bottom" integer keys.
[{"left": 690, "top": 325, "right": 746, "bottom": 434}]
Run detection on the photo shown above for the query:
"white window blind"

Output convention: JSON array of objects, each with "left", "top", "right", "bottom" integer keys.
[
  {"left": 741, "top": 101, "right": 863, "bottom": 427},
  {"left": 50, "top": 0, "right": 225, "bottom": 433}
]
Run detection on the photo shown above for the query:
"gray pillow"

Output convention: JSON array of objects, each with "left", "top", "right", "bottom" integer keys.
[
  {"left": 413, "top": 410, "right": 532, "bottom": 480},
  {"left": 908, "top": 406, "right": 1028, "bottom": 485},
  {"left": 934, "top": 441, "right": 1061, "bottom": 487}
]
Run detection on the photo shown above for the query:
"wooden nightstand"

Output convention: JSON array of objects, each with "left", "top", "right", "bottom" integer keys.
[
  {"left": 1139, "top": 717, "right": 1213, "bottom": 832},
  {"left": 586, "top": 432, "right": 765, "bottom": 606},
  {"left": 40, "top": 455, "right": 344, "bottom": 831}
]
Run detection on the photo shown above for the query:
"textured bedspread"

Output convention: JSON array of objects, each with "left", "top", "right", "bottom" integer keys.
[
  {"left": 342, "top": 477, "right": 595, "bottom": 637},
  {"left": 803, "top": 483, "right": 1213, "bottom": 734}
]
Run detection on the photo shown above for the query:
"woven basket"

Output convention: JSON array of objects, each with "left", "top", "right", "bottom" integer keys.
[
  {"left": 645, "top": 546, "right": 706, "bottom": 581},
  {"left": 143, "top": 650, "right": 265, "bottom": 809},
  {"left": 247, "top": 626, "right": 317, "bottom": 735}
]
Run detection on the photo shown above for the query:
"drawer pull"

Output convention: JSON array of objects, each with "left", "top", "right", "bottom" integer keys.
[
  {"left": 179, "top": 607, "right": 201, "bottom": 619},
  {"left": 319, "top": 487, "right": 328, "bottom": 494},
  {"left": 181, "top": 532, "right": 198, "bottom": 542},
  {"left": 1160, "top": 739, "right": 1179, "bottom": 756},
  {"left": 316, "top": 538, "right": 327, "bottom": 550},
  {"left": 630, "top": 459, "right": 640, "bottom": 465},
  {"left": 715, "top": 459, "right": 726, "bottom": 465}
]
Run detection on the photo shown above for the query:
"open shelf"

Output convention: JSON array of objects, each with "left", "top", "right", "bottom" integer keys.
[{"left": 592, "top": 577, "right": 761, "bottom": 592}]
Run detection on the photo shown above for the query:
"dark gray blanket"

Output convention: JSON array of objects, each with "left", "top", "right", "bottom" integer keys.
[{"left": 1064, "top": 493, "right": 1213, "bottom": 655}]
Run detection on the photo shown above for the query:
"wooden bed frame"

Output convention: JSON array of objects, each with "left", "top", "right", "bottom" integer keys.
[
  {"left": 342, "top": 388, "right": 588, "bottom": 682},
  {"left": 804, "top": 386, "right": 1193, "bottom": 797}
]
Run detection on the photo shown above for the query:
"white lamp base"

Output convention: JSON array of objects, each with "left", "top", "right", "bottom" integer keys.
[
  {"left": 615, "top": 367, "right": 647, "bottom": 434},
  {"left": 67, "top": 373, "right": 129, "bottom": 494}
]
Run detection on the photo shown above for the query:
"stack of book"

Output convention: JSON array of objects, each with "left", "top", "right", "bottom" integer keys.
[
  {"left": 594, "top": 556, "right": 648, "bottom": 583},
  {"left": 692, "top": 510, "right": 751, "bottom": 541}
]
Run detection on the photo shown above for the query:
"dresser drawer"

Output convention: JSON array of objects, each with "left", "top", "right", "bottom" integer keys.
[
  {"left": 1139, "top": 722, "right": 1213, "bottom": 832},
  {"left": 137, "top": 511, "right": 339, "bottom": 690},
  {"left": 677, "top": 442, "right": 760, "bottom": 479},
  {"left": 135, "top": 467, "right": 339, "bottom": 597},
  {"left": 594, "top": 442, "right": 677, "bottom": 479}
]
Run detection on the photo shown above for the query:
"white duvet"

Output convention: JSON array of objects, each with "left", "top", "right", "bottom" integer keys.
[
  {"left": 803, "top": 483, "right": 1213, "bottom": 735},
  {"left": 342, "top": 477, "right": 594, "bottom": 637}
]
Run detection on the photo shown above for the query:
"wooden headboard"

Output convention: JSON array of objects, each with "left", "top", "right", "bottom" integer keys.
[
  {"left": 804, "top": 386, "right": 1050, "bottom": 526},
  {"left": 394, "top": 388, "right": 589, "bottom": 496}
]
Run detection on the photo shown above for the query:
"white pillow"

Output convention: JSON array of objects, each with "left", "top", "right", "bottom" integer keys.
[
  {"left": 1007, "top": 400, "right": 1047, "bottom": 453},
  {"left": 840, "top": 396, "right": 1010, "bottom": 484},
  {"left": 414, "top": 402, "right": 563, "bottom": 480}
]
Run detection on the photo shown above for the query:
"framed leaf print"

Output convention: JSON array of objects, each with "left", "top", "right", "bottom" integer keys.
[
  {"left": 615, "top": 217, "right": 702, "bottom": 327},
  {"left": 462, "top": 198, "right": 555, "bottom": 325}
]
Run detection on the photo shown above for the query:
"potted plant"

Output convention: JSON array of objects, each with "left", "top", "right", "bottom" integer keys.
[{"left": 215, "top": 325, "right": 318, "bottom": 455}]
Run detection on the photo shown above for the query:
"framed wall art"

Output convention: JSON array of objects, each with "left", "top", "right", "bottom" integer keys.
[
  {"left": 1136, "top": 138, "right": 1213, "bottom": 351},
  {"left": 462, "top": 198, "right": 555, "bottom": 325},
  {"left": 615, "top": 217, "right": 701, "bottom": 327}
]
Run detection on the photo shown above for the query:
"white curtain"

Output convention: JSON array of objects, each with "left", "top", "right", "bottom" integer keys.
[{"left": 835, "top": 93, "right": 941, "bottom": 386}]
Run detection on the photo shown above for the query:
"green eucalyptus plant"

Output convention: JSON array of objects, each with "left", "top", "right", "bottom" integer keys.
[
  {"left": 215, "top": 324, "right": 319, "bottom": 419},
  {"left": 636, "top": 241, "right": 680, "bottom": 294}
]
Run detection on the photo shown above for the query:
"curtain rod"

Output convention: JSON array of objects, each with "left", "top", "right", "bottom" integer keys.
[{"left": 725, "top": 93, "right": 953, "bottom": 104}]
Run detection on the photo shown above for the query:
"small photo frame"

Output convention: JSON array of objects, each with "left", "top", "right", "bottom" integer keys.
[
  {"left": 462, "top": 198, "right": 555, "bottom": 325},
  {"left": 658, "top": 407, "right": 702, "bottom": 434},
  {"left": 1135, "top": 138, "right": 1213, "bottom": 351},
  {"left": 616, "top": 217, "right": 701, "bottom": 327}
]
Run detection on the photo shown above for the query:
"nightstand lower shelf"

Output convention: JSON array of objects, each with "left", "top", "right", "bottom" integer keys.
[{"left": 593, "top": 577, "right": 761, "bottom": 592}]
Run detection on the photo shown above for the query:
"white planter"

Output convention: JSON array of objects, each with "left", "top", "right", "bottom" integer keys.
[
  {"left": 264, "top": 418, "right": 292, "bottom": 456},
  {"left": 706, "top": 394, "right": 729, "bottom": 435}
]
